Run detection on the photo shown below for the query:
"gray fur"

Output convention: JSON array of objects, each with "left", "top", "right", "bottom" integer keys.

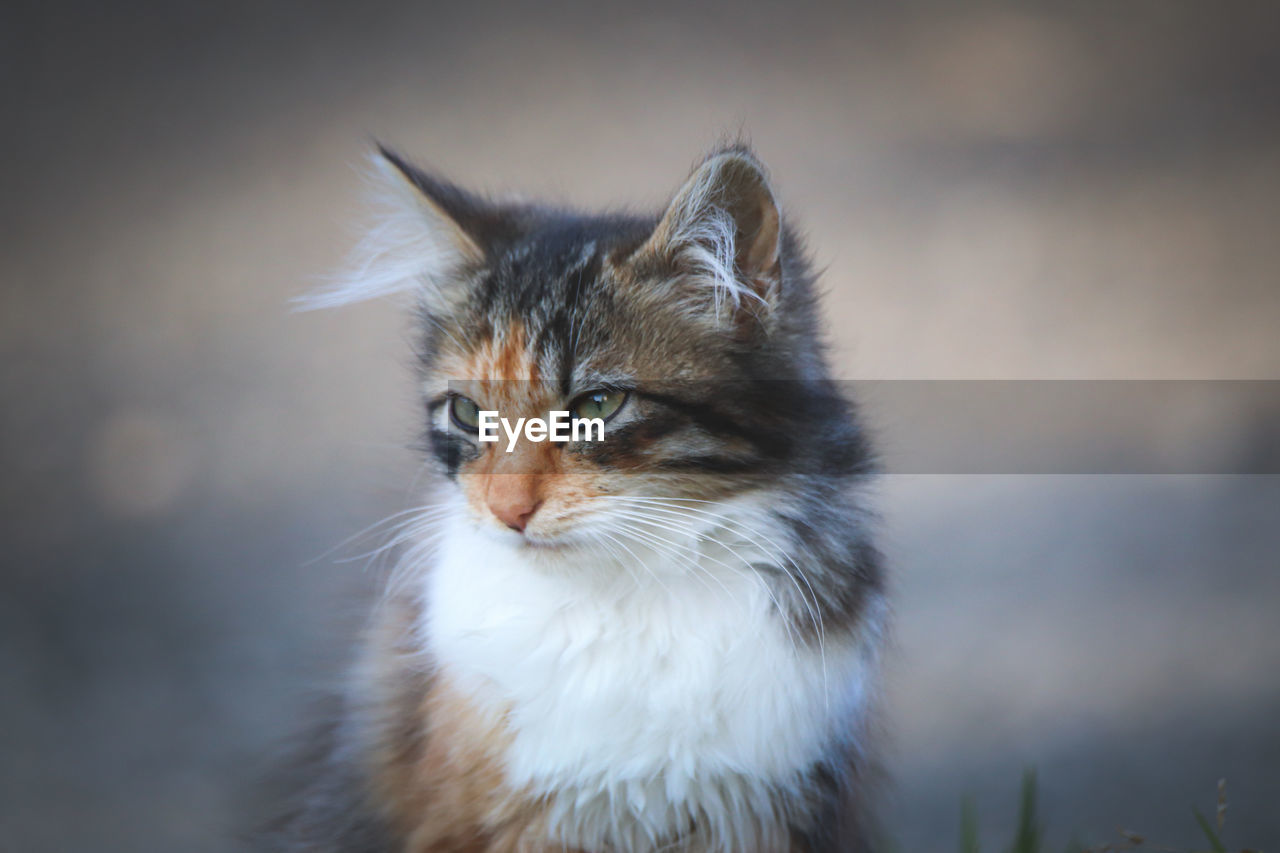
[{"left": 260, "top": 145, "right": 885, "bottom": 852}]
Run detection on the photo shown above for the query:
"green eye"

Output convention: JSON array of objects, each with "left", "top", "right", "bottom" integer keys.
[
  {"left": 571, "top": 389, "right": 627, "bottom": 422},
  {"left": 449, "top": 395, "right": 482, "bottom": 430}
]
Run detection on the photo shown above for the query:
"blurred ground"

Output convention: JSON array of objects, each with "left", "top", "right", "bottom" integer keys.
[{"left": 1, "top": 2, "right": 1278, "bottom": 851}]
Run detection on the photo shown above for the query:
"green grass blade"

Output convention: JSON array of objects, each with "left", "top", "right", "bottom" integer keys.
[
  {"left": 1009, "top": 769, "right": 1042, "bottom": 853},
  {"left": 960, "top": 796, "right": 980, "bottom": 853},
  {"left": 1193, "top": 807, "right": 1227, "bottom": 852}
]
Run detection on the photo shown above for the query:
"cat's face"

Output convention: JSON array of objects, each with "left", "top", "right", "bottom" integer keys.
[
  {"left": 423, "top": 226, "right": 754, "bottom": 547},
  {"left": 324, "top": 146, "right": 858, "bottom": 552}
]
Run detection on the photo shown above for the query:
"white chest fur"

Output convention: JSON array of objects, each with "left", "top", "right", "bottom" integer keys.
[{"left": 421, "top": 517, "right": 878, "bottom": 849}]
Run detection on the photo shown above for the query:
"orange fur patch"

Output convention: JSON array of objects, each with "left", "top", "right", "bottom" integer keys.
[
  {"left": 461, "top": 323, "right": 539, "bottom": 383},
  {"left": 372, "top": 661, "right": 592, "bottom": 852},
  {"left": 432, "top": 323, "right": 618, "bottom": 537}
]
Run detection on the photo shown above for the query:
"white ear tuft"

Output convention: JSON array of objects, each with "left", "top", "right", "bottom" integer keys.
[
  {"left": 641, "top": 150, "right": 782, "bottom": 320},
  {"left": 296, "top": 151, "right": 483, "bottom": 311}
]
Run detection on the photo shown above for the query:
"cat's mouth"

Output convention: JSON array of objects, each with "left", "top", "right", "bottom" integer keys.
[
  {"left": 516, "top": 533, "right": 569, "bottom": 551},
  {"left": 475, "top": 518, "right": 574, "bottom": 552}
]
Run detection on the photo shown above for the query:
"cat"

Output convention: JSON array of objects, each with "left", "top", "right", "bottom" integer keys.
[{"left": 260, "top": 144, "right": 887, "bottom": 852}]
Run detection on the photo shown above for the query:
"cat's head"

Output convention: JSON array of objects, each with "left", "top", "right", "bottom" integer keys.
[{"left": 321, "top": 146, "right": 868, "bottom": 551}]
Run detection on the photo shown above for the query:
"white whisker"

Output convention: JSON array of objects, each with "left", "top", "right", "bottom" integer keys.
[
  {"left": 597, "top": 495, "right": 830, "bottom": 710},
  {"left": 606, "top": 519, "right": 743, "bottom": 611},
  {"left": 604, "top": 512, "right": 801, "bottom": 660}
]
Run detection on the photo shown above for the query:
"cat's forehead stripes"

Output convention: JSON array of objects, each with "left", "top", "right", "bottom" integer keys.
[
  {"left": 461, "top": 322, "right": 540, "bottom": 383},
  {"left": 466, "top": 232, "right": 617, "bottom": 389}
]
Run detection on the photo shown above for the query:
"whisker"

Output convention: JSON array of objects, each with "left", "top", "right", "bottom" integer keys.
[
  {"left": 601, "top": 510, "right": 765, "bottom": 609},
  {"left": 604, "top": 513, "right": 801, "bottom": 658},
  {"left": 583, "top": 529, "right": 643, "bottom": 594},
  {"left": 606, "top": 519, "right": 742, "bottom": 609},
  {"left": 303, "top": 503, "right": 457, "bottom": 566},
  {"left": 602, "top": 497, "right": 824, "bottom": 631},
  {"left": 333, "top": 505, "right": 461, "bottom": 567},
  {"left": 599, "top": 496, "right": 830, "bottom": 708},
  {"left": 596, "top": 529, "right": 672, "bottom": 597},
  {"left": 604, "top": 496, "right": 826, "bottom": 636}
]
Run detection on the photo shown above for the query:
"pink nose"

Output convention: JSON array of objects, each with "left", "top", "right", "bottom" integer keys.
[
  {"left": 491, "top": 498, "right": 539, "bottom": 532},
  {"left": 484, "top": 474, "right": 542, "bottom": 533}
]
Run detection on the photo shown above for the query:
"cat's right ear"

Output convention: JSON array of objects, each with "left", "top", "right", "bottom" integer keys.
[{"left": 298, "top": 146, "right": 500, "bottom": 311}]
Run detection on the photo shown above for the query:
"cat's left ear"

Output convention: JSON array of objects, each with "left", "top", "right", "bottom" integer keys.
[
  {"left": 300, "top": 145, "right": 511, "bottom": 311},
  {"left": 634, "top": 149, "right": 783, "bottom": 325}
]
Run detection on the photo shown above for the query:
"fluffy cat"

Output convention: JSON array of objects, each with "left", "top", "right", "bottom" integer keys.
[{"left": 261, "top": 145, "right": 887, "bottom": 852}]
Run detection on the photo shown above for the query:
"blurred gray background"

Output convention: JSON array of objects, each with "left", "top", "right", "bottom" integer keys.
[{"left": 2, "top": 2, "right": 1278, "bottom": 850}]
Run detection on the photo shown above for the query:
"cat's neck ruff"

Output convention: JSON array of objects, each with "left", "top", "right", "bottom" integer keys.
[{"left": 419, "top": 499, "right": 881, "bottom": 850}]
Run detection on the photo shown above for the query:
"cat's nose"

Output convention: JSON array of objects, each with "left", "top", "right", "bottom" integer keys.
[
  {"left": 491, "top": 498, "right": 540, "bottom": 533},
  {"left": 484, "top": 474, "right": 542, "bottom": 533}
]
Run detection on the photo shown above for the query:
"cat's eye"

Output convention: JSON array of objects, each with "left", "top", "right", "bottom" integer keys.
[
  {"left": 449, "top": 395, "right": 482, "bottom": 430},
  {"left": 570, "top": 389, "right": 627, "bottom": 422}
]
